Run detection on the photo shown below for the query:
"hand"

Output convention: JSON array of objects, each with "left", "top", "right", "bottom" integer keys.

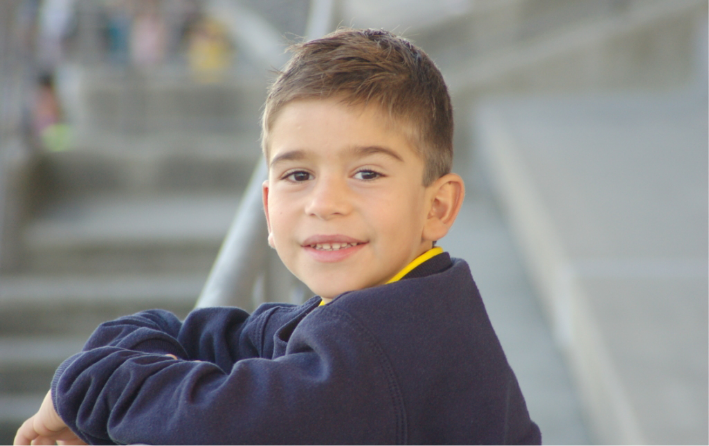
[{"left": 14, "top": 390, "right": 86, "bottom": 445}]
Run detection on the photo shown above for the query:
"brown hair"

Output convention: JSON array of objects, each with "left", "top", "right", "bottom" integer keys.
[{"left": 261, "top": 28, "right": 453, "bottom": 185}]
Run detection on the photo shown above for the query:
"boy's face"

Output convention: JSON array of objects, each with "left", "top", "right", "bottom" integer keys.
[{"left": 263, "top": 98, "right": 436, "bottom": 301}]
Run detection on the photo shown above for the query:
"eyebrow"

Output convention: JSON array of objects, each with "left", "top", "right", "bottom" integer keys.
[
  {"left": 352, "top": 145, "right": 404, "bottom": 162},
  {"left": 269, "top": 145, "right": 404, "bottom": 169},
  {"left": 269, "top": 149, "right": 306, "bottom": 169}
]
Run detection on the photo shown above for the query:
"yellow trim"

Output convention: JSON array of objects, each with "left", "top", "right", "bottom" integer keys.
[
  {"left": 319, "top": 246, "right": 444, "bottom": 306},
  {"left": 386, "top": 246, "right": 444, "bottom": 284}
]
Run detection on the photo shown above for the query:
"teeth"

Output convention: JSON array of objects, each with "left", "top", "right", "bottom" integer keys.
[{"left": 312, "top": 242, "right": 357, "bottom": 251}]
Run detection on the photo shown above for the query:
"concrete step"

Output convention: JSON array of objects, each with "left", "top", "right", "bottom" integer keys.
[
  {"left": 35, "top": 140, "right": 260, "bottom": 195},
  {"left": 0, "top": 393, "right": 46, "bottom": 444},
  {"left": 60, "top": 65, "right": 268, "bottom": 139},
  {"left": 346, "top": 0, "right": 597, "bottom": 38},
  {"left": 0, "top": 273, "right": 203, "bottom": 336},
  {"left": 0, "top": 337, "right": 85, "bottom": 394},
  {"left": 475, "top": 91, "right": 707, "bottom": 444},
  {"left": 21, "top": 192, "right": 240, "bottom": 274}
]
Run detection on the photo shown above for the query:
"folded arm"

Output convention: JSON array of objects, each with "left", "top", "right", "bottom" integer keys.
[
  {"left": 50, "top": 307, "right": 400, "bottom": 444},
  {"left": 80, "top": 307, "right": 264, "bottom": 371}
]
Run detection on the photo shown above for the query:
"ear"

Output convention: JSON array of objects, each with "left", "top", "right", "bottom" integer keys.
[
  {"left": 262, "top": 180, "right": 276, "bottom": 248},
  {"left": 422, "top": 173, "right": 465, "bottom": 243}
]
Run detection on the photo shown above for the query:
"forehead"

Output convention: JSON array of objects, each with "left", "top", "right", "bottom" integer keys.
[{"left": 266, "top": 98, "right": 421, "bottom": 162}]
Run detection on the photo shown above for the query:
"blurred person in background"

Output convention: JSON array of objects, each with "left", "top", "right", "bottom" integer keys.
[
  {"left": 102, "top": 0, "right": 132, "bottom": 67},
  {"left": 188, "top": 15, "right": 233, "bottom": 83},
  {"left": 32, "top": 72, "right": 71, "bottom": 152},
  {"left": 32, "top": 0, "right": 75, "bottom": 152},
  {"left": 130, "top": 0, "right": 166, "bottom": 71}
]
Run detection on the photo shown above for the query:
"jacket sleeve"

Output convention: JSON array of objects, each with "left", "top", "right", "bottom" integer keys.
[
  {"left": 51, "top": 307, "right": 403, "bottom": 445},
  {"left": 75, "top": 306, "right": 278, "bottom": 371}
]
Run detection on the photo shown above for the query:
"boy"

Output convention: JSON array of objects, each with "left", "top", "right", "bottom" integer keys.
[{"left": 16, "top": 28, "right": 541, "bottom": 444}]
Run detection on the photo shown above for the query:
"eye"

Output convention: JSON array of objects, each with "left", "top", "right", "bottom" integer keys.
[
  {"left": 283, "top": 170, "right": 313, "bottom": 182},
  {"left": 353, "top": 169, "right": 381, "bottom": 181}
]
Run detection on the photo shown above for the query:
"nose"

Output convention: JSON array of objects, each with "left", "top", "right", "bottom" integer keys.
[{"left": 304, "top": 174, "right": 351, "bottom": 219}]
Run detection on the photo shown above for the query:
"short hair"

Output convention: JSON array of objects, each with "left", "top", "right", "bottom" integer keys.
[{"left": 261, "top": 28, "right": 453, "bottom": 185}]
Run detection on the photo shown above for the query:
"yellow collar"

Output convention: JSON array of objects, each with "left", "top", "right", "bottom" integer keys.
[
  {"left": 385, "top": 246, "right": 444, "bottom": 284},
  {"left": 319, "top": 246, "right": 444, "bottom": 306}
]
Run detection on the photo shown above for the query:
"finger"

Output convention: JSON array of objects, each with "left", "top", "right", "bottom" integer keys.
[
  {"left": 54, "top": 428, "right": 86, "bottom": 445},
  {"left": 57, "top": 438, "right": 89, "bottom": 446},
  {"left": 14, "top": 417, "right": 39, "bottom": 445},
  {"left": 31, "top": 436, "right": 55, "bottom": 445}
]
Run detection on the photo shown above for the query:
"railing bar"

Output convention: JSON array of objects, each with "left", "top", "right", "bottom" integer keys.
[{"left": 195, "top": 157, "right": 268, "bottom": 309}]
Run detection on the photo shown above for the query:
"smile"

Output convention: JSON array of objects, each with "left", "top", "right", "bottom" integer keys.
[{"left": 301, "top": 235, "right": 367, "bottom": 262}]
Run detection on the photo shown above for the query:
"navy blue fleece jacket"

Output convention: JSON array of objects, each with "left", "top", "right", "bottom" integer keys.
[{"left": 51, "top": 253, "right": 541, "bottom": 444}]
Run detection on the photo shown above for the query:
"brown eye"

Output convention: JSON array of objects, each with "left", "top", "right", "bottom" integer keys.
[
  {"left": 285, "top": 171, "right": 312, "bottom": 182},
  {"left": 354, "top": 170, "right": 381, "bottom": 180}
]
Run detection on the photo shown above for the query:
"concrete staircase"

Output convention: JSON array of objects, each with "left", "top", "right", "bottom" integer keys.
[{"left": 0, "top": 65, "right": 267, "bottom": 441}]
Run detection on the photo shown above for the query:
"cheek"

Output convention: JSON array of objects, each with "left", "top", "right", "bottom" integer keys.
[
  {"left": 371, "top": 195, "right": 423, "bottom": 236},
  {"left": 268, "top": 194, "right": 289, "bottom": 220},
  {"left": 398, "top": 193, "right": 428, "bottom": 238},
  {"left": 267, "top": 199, "right": 289, "bottom": 240}
]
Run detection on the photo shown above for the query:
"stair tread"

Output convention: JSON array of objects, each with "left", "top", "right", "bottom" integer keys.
[
  {"left": 0, "top": 273, "right": 205, "bottom": 304},
  {"left": 0, "top": 336, "right": 86, "bottom": 366},
  {"left": 69, "top": 132, "right": 262, "bottom": 154},
  {"left": 0, "top": 393, "right": 46, "bottom": 421},
  {"left": 24, "top": 193, "right": 241, "bottom": 250}
]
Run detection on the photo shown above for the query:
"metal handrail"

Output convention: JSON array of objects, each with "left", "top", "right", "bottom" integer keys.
[
  {"left": 206, "top": 0, "right": 290, "bottom": 70},
  {"left": 196, "top": 0, "right": 337, "bottom": 309},
  {"left": 195, "top": 158, "right": 269, "bottom": 309}
]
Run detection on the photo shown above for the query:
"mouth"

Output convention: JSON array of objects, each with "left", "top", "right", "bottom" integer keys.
[{"left": 301, "top": 235, "right": 367, "bottom": 259}]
